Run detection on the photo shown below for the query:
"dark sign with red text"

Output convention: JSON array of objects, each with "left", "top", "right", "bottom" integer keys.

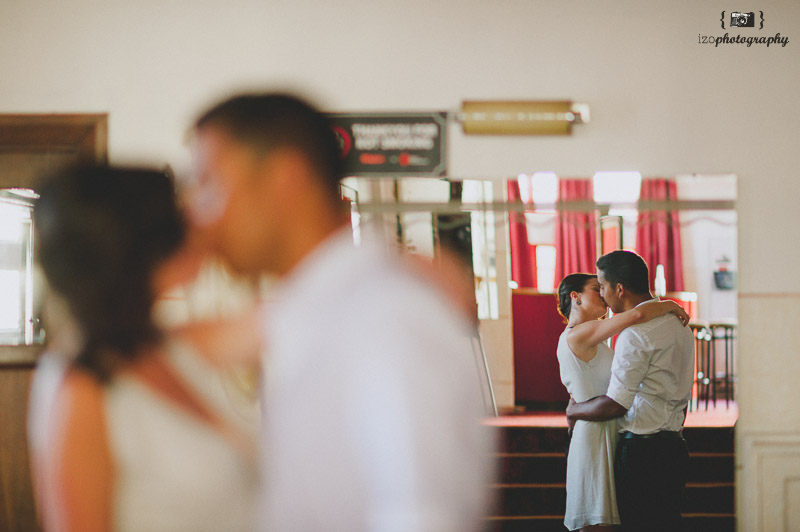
[{"left": 327, "top": 112, "right": 447, "bottom": 177}]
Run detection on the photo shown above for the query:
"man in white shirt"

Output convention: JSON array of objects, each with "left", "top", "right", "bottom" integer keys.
[
  {"left": 566, "top": 250, "right": 694, "bottom": 532},
  {"left": 186, "top": 93, "right": 494, "bottom": 532}
]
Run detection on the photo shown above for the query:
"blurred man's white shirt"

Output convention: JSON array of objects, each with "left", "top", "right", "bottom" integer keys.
[{"left": 256, "top": 227, "right": 495, "bottom": 532}]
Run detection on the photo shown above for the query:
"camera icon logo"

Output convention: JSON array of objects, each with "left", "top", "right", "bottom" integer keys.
[{"left": 730, "top": 11, "right": 755, "bottom": 27}]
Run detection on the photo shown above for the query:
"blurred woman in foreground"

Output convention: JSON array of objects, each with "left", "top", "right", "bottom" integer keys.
[{"left": 28, "top": 165, "right": 258, "bottom": 532}]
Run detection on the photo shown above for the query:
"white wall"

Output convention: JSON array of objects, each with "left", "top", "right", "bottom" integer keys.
[
  {"left": 677, "top": 174, "right": 738, "bottom": 323},
  {"left": 3, "top": 1, "right": 799, "bottom": 528}
]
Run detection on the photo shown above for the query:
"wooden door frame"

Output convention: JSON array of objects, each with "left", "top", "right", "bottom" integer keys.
[{"left": 0, "top": 114, "right": 107, "bottom": 163}]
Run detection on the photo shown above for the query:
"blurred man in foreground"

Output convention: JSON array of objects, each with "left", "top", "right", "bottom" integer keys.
[{"left": 188, "top": 93, "right": 494, "bottom": 532}]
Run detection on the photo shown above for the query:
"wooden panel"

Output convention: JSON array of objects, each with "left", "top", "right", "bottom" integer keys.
[
  {"left": 0, "top": 366, "right": 39, "bottom": 532},
  {"left": 0, "top": 151, "right": 80, "bottom": 189},
  {"left": 0, "top": 114, "right": 108, "bottom": 165},
  {"left": 738, "top": 432, "right": 800, "bottom": 532},
  {"left": 0, "top": 347, "right": 43, "bottom": 366}
]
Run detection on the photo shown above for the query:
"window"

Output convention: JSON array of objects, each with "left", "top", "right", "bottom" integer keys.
[
  {"left": 593, "top": 171, "right": 641, "bottom": 205},
  {"left": 594, "top": 171, "right": 642, "bottom": 250},
  {"left": 535, "top": 245, "right": 556, "bottom": 292},
  {"left": 464, "top": 180, "right": 499, "bottom": 319},
  {"left": 517, "top": 172, "right": 559, "bottom": 292},
  {"left": 531, "top": 172, "right": 558, "bottom": 208},
  {"left": 0, "top": 189, "right": 39, "bottom": 345}
]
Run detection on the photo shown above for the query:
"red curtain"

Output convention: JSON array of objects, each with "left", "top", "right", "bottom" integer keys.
[
  {"left": 507, "top": 180, "right": 537, "bottom": 288},
  {"left": 636, "top": 178, "right": 684, "bottom": 292},
  {"left": 554, "top": 179, "right": 597, "bottom": 282}
]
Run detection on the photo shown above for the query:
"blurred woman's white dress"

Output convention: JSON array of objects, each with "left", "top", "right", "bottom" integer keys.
[
  {"left": 557, "top": 330, "right": 621, "bottom": 530},
  {"left": 28, "top": 341, "right": 258, "bottom": 532}
]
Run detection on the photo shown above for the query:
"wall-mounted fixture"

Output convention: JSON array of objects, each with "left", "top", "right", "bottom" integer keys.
[{"left": 457, "top": 100, "right": 590, "bottom": 135}]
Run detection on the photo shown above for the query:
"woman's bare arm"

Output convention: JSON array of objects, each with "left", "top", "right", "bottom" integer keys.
[
  {"left": 569, "top": 300, "right": 689, "bottom": 358},
  {"left": 171, "top": 311, "right": 263, "bottom": 367},
  {"left": 37, "top": 370, "right": 113, "bottom": 532}
]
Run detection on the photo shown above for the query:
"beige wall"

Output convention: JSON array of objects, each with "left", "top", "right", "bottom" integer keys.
[{"left": 2, "top": 1, "right": 799, "bottom": 528}]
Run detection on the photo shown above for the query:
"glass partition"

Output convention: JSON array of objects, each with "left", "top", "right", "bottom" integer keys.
[{"left": 342, "top": 174, "right": 737, "bottom": 324}]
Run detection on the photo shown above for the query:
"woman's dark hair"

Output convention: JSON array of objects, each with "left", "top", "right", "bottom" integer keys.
[
  {"left": 556, "top": 273, "right": 596, "bottom": 322},
  {"left": 595, "top": 250, "right": 650, "bottom": 295},
  {"left": 35, "top": 165, "right": 186, "bottom": 381}
]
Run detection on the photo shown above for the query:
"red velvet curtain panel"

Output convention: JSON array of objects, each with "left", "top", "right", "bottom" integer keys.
[
  {"left": 554, "top": 179, "right": 597, "bottom": 282},
  {"left": 636, "top": 178, "right": 685, "bottom": 291},
  {"left": 507, "top": 180, "right": 537, "bottom": 288}
]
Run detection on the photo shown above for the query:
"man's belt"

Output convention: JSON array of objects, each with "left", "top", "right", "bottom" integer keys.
[{"left": 620, "top": 430, "right": 683, "bottom": 440}]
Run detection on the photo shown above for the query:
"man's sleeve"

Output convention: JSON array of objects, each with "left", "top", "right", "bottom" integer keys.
[{"left": 606, "top": 331, "right": 652, "bottom": 410}]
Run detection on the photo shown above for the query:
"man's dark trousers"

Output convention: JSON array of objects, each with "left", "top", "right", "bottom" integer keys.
[{"left": 614, "top": 432, "right": 689, "bottom": 532}]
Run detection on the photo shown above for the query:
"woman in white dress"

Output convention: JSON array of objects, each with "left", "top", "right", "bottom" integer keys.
[
  {"left": 555, "top": 273, "right": 689, "bottom": 531},
  {"left": 28, "top": 165, "right": 260, "bottom": 532}
]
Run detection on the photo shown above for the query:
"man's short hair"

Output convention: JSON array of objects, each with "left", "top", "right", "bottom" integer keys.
[
  {"left": 194, "top": 93, "right": 344, "bottom": 198},
  {"left": 596, "top": 250, "right": 651, "bottom": 295}
]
